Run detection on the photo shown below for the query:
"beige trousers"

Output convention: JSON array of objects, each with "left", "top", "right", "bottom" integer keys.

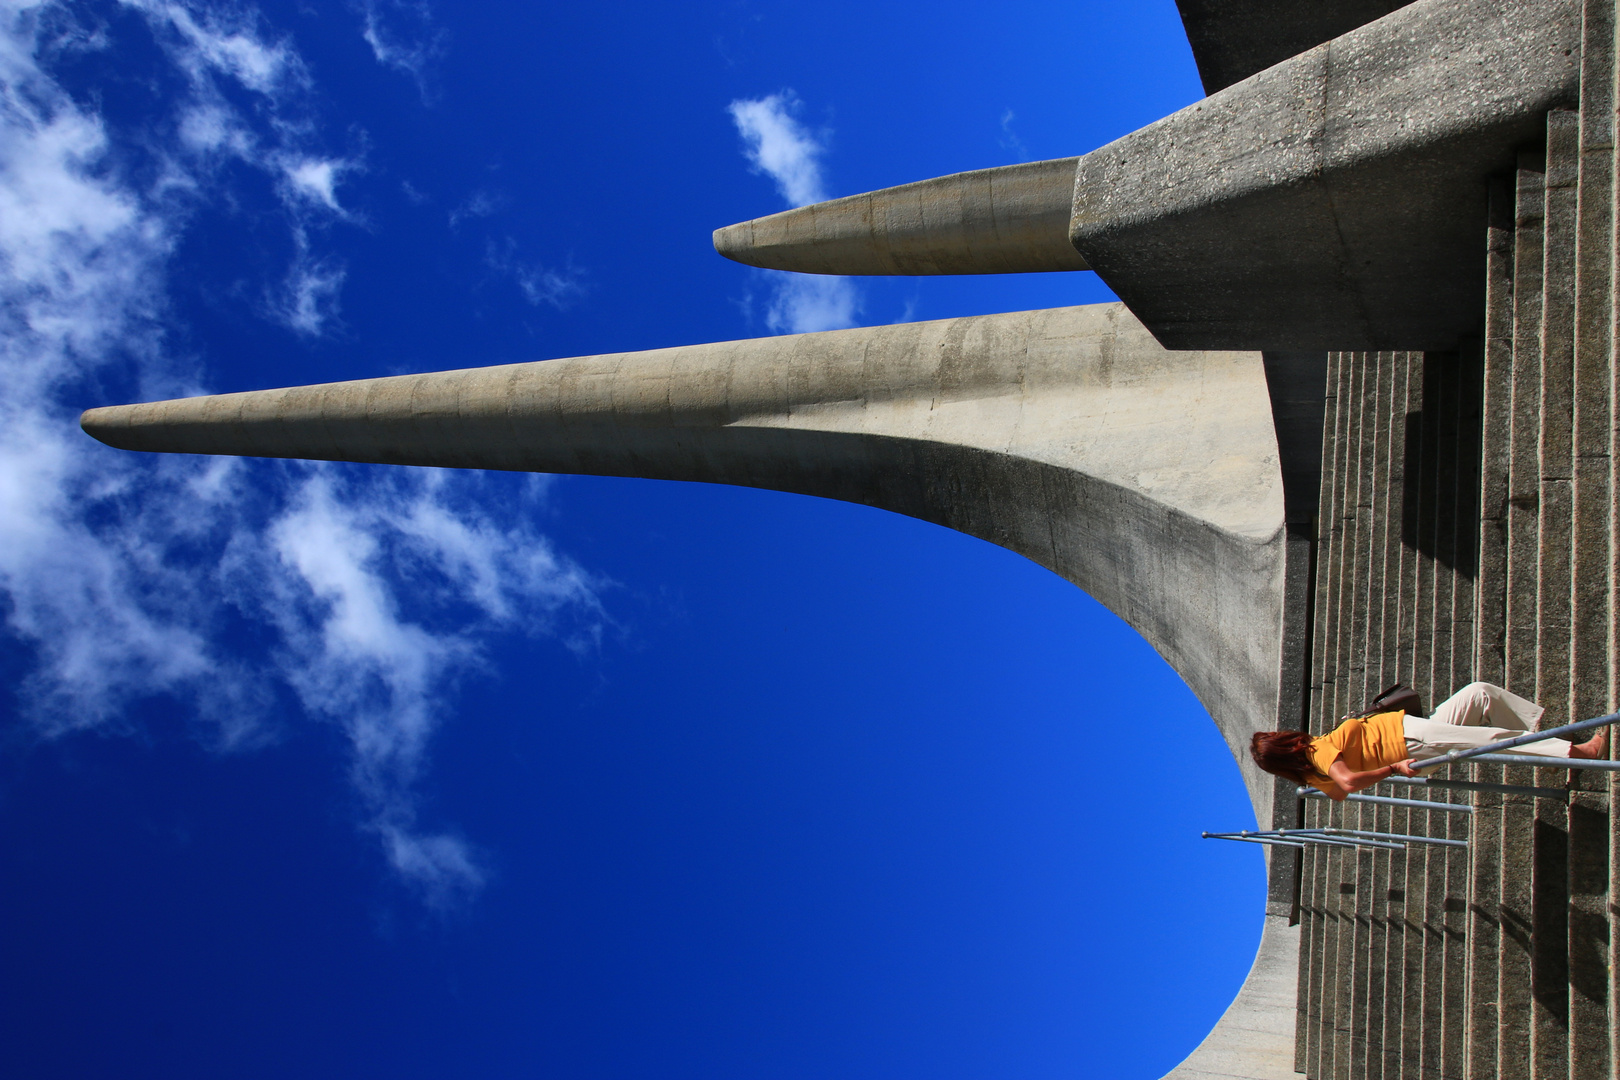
[{"left": 1402, "top": 682, "right": 1569, "bottom": 760}]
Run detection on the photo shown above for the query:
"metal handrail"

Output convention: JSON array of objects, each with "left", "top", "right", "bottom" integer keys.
[
  {"left": 1297, "top": 788, "right": 1475, "bottom": 813},
  {"left": 1270, "top": 829, "right": 1405, "bottom": 851},
  {"left": 1379, "top": 775, "right": 1567, "bottom": 800},
  {"left": 1202, "top": 832, "right": 1306, "bottom": 849},
  {"left": 1292, "top": 827, "right": 1466, "bottom": 849},
  {"left": 1459, "top": 753, "right": 1620, "bottom": 771},
  {"left": 1204, "top": 830, "right": 1404, "bottom": 851},
  {"left": 1411, "top": 709, "right": 1620, "bottom": 770}
]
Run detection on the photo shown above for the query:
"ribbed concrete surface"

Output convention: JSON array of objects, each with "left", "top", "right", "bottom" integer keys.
[{"left": 1296, "top": 24, "right": 1620, "bottom": 1068}]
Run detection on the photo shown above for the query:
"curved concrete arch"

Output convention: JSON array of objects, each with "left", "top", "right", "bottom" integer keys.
[{"left": 84, "top": 302, "right": 1287, "bottom": 821}]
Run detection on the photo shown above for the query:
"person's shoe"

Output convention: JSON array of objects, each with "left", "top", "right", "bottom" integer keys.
[{"left": 1570, "top": 728, "right": 1609, "bottom": 759}]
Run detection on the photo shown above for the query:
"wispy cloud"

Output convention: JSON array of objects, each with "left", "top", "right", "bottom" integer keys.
[
  {"left": 999, "top": 108, "right": 1030, "bottom": 162},
  {"left": 485, "top": 238, "right": 587, "bottom": 311},
  {"left": 357, "top": 0, "right": 447, "bottom": 104},
  {"left": 764, "top": 276, "right": 859, "bottom": 335},
  {"left": 449, "top": 187, "right": 504, "bottom": 228},
  {"left": 0, "top": 0, "right": 603, "bottom": 906},
  {"left": 230, "top": 468, "right": 602, "bottom": 906},
  {"left": 727, "top": 92, "right": 858, "bottom": 334},
  {"left": 271, "top": 231, "right": 347, "bottom": 336},
  {"left": 727, "top": 91, "right": 827, "bottom": 208}
]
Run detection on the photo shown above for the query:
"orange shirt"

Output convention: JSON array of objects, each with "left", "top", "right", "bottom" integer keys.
[{"left": 1303, "top": 711, "right": 1408, "bottom": 796}]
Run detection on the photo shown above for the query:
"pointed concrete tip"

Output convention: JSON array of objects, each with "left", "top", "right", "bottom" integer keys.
[
  {"left": 82, "top": 403, "right": 162, "bottom": 451},
  {"left": 713, "top": 157, "right": 1088, "bottom": 276}
]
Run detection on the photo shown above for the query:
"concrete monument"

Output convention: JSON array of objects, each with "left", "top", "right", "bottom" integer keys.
[{"left": 80, "top": 0, "right": 1620, "bottom": 1076}]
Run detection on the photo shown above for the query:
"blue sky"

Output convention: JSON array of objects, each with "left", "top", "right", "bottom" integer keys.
[{"left": 0, "top": 2, "right": 1268, "bottom": 1076}]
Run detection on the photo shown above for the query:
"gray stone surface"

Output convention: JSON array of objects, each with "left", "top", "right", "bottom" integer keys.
[
  {"left": 1071, "top": 0, "right": 1580, "bottom": 352},
  {"left": 82, "top": 302, "right": 1290, "bottom": 821},
  {"left": 1174, "top": 0, "right": 1413, "bottom": 94},
  {"left": 1162, "top": 914, "right": 1302, "bottom": 1080},
  {"left": 712, "top": 157, "right": 1087, "bottom": 276}
]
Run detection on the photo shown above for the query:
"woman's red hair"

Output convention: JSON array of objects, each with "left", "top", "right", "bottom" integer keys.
[{"left": 1250, "top": 730, "right": 1320, "bottom": 783}]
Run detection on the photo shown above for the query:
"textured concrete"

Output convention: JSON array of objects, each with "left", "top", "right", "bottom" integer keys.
[
  {"left": 1071, "top": 0, "right": 1580, "bottom": 352},
  {"left": 712, "top": 157, "right": 1087, "bottom": 276},
  {"left": 83, "top": 302, "right": 1290, "bottom": 821},
  {"left": 1163, "top": 915, "right": 1301, "bottom": 1079},
  {"left": 1174, "top": 0, "right": 1412, "bottom": 93}
]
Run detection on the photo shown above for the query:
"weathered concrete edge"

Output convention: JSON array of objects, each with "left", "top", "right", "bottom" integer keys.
[{"left": 1161, "top": 914, "right": 1302, "bottom": 1080}]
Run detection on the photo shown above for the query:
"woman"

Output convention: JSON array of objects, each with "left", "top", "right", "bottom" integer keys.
[{"left": 1251, "top": 682, "right": 1609, "bottom": 800}]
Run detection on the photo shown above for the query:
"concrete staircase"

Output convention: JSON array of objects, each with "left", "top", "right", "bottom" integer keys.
[{"left": 1292, "top": 9, "right": 1620, "bottom": 1069}]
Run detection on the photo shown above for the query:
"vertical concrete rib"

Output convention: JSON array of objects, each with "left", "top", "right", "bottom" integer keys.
[
  {"left": 1572, "top": 0, "right": 1617, "bottom": 725},
  {"left": 1411, "top": 356, "right": 1440, "bottom": 716},
  {"left": 1382, "top": 800, "right": 1412, "bottom": 1080},
  {"left": 1468, "top": 178, "right": 1515, "bottom": 1080},
  {"left": 1305, "top": 351, "right": 1348, "bottom": 1080},
  {"left": 1361, "top": 352, "right": 1410, "bottom": 1080},
  {"left": 1478, "top": 176, "right": 1517, "bottom": 691},
  {"left": 1327, "top": 350, "right": 1375, "bottom": 1080},
  {"left": 1301, "top": 818, "right": 1325, "bottom": 1078},
  {"left": 1494, "top": 151, "right": 1548, "bottom": 1080},
  {"left": 1538, "top": 108, "right": 1579, "bottom": 730},
  {"left": 1439, "top": 782, "right": 1471, "bottom": 1080},
  {"left": 1316, "top": 350, "right": 1350, "bottom": 733},
  {"left": 1394, "top": 353, "right": 1426, "bottom": 696},
  {"left": 1433, "top": 351, "right": 1470, "bottom": 1080},
  {"left": 1412, "top": 359, "right": 1451, "bottom": 1080},
  {"left": 1450, "top": 352, "right": 1483, "bottom": 1080},
  {"left": 1604, "top": 9, "right": 1620, "bottom": 1073},
  {"left": 1383, "top": 355, "right": 1420, "bottom": 1080},
  {"left": 1530, "top": 771, "right": 1572, "bottom": 1080},
  {"left": 1429, "top": 350, "right": 1463, "bottom": 704},
  {"left": 1308, "top": 352, "right": 1351, "bottom": 1080},
  {"left": 1464, "top": 766, "right": 1504, "bottom": 1080},
  {"left": 1565, "top": 782, "right": 1610, "bottom": 1080},
  {"left": 1508, "top": 152, "right": 1548, "bottom": 701},
  {"left": 1347, "top": 354, "right": 1383, "bottom": 1080},
  {"left": 1396, "top": 355, "right": 1432, "bottom": 1080},
  {"left": 1568, "top": 8, "right": 1617, "bottom": 1075},
  {"left": 1365, "top": 353, "right": 1402, "bottom": 1080},
  {"left": 1497, "top": 768, "right": 1537, "bottom": 1080},
  {"left": 1532, "top": 108, "right": 1579, "bottom": 1080}
]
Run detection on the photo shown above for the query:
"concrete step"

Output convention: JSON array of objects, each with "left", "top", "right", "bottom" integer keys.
[{"left": 1296, "top": 71, "right": 1620, "bottom": 1077}]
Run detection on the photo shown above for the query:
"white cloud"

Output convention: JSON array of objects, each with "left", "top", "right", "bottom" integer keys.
[
  {"left": 999, "top": 108, "right": 1030, "bottom": 162},
  {"left": 358, "top": 0, "right": 446, "bottom": 102},
  {"left": 485, "top": 238, "right": 587, "bottom": 311},
  {"left": 449, "top": 187, "right": 503, "bottom": 228},
  {"left": 284, "top": 158, "right": 347, "bottom": 211},
  {"left": 765, "top": 274, "right": 859, "bottom": 334},
  {"left": 727, "top": 92, "right": 826, "bottom": 208},
  {"left": 727, "top": 91, "right": 860, "bottom": 335},
  {"left": 230, "top": 468, "right": 603, "bottom": 902},
  {"left": 128, "top": 0, "right": 362, "bottom": 235},
  {"left": 126, "top": 0, "right": 298, "bottom": 96},
  {"left": 0, "top": 0, "right": 605, "bottom": 905},
  {"left": 271, "top": 231, "right": 347, "bottom": 335}
]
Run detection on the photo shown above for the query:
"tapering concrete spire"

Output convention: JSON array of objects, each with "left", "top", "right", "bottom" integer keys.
[
  {"left": 714, "top": 0, "right": 1577, "bottom": 353},
  {"left": 84, "top": 302, "right": 1287, "bottom": 818},
  {"left": 712, "top": 157, "right": 1088, "bottom": 276}
]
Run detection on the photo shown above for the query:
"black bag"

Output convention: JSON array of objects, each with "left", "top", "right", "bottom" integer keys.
[{"left": 1352, "top": 682, "right": 1424, "bottom": 719}]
